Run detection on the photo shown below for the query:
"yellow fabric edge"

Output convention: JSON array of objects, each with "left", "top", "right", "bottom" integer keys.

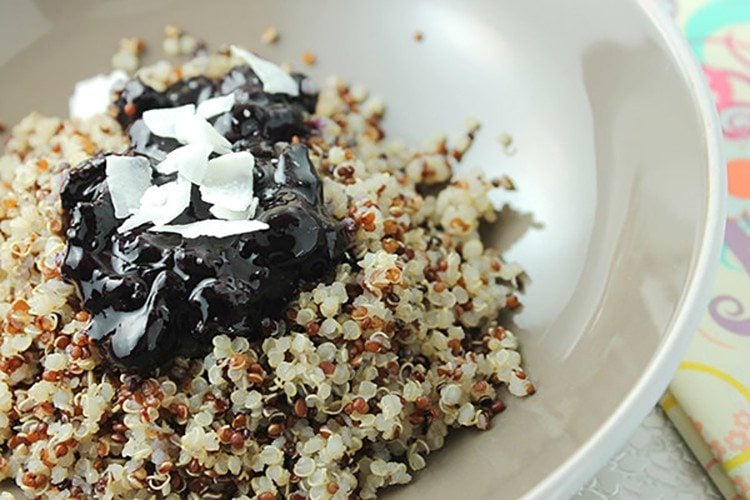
[{"left": 660, "top": 390, "right": 740, "bottom": 499}]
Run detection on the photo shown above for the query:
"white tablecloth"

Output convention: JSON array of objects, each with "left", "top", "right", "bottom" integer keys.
[{"left": 575, "top": 408, "right": 720, "bottom": 498}]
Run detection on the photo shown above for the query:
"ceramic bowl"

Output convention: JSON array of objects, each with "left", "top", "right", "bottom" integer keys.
[{"left": 0, "top": 0, "right": 725, "bottom": 497}]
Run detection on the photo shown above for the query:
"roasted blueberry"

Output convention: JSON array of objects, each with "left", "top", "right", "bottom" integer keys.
[
  {"left": 165, "top": 76, "right": 216, "bottom": 106},
  {"left": 60, "top": 69, "right": 350, "bottom": 373},
  {"left": 114, "top": 79, "right": 171, "bottom": 129}
]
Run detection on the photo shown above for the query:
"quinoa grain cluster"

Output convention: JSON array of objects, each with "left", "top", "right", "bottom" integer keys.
[{"left": 0, "top": 52, "right": 532, "bottom": 499}]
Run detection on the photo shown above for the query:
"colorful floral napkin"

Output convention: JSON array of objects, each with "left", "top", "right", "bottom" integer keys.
[{"left": 657, "top": 1, "right": 750, "bottom": 498}]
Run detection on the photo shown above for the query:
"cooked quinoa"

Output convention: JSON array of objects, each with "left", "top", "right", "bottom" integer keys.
[{"left": 0, "top": 50, "right": 533, "bottom": 499}]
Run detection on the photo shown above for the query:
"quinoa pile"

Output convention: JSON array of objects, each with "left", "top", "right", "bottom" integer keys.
[{"left": 0, "top": 48, "right": 533, "bottom": 499}]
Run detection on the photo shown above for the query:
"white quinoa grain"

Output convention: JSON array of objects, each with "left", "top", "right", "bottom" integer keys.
[
  {"left": 260, "top": 26, "right": 280, "bottom": 45},
  {"left": 179, "top": 35, "right": 199, "bottom": 55},
  {"left": 440, "top": 384, "right": 463, "bottom": 406},
  {"left": 162, "top": 37, "right": 180, "bottom": 56},
  {"left": 43, "top": 353, "right": 67, "bottom": 371},
  {"left": 293, "top": 456, "right": 315, "bottom": 477},
  {"left": 111, "top": 51, "right": 139, "bottom": 73}
]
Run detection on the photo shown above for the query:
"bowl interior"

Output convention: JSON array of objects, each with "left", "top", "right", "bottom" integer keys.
[{"left": 0, "top": 0, "right": 713, "bottom": 497}]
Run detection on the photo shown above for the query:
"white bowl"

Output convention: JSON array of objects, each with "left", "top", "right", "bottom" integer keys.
[{"left": 0, "top": 0, "right": 725, "bottom": 497}]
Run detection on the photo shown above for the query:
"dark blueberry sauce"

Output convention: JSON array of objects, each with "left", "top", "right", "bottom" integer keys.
[{"left": 61, "top": 66, "right": 350, "bottom": 373}]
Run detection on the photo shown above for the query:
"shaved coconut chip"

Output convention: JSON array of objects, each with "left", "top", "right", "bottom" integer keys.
[
  {"left": 155, "top": 143, "right": 212, "bottom": 181},
  {"left": 175, "top": 114, "right": 232, "bottom": 154},
  {"left": 150, "top": 219, "right": 269, "bottom": 239},
  {"left": 196, "top": 93, "right": 236, "bottom": 119},
  {"left": 142, "top": 104, "right": 195, "bottom": 138},
  {"left": 200, "top": 151, "right": 255, "bottom": 211},
  {"left": 118, "top": 178, "right": 192, "bottom": 233},
  {"left": 201, "top": 182, "right": 253, "bottom": 212},
  {"left": 69, "top": 70, "right": 128, "bottom": 120},
  {"left": 105, "top": 156, "right": 152, "bottom": 219},
  {"left": 209, "top": 198, "right": 258, "bottom": 220},
  {"left": 230, "top": 45, "right": 299, "bottom": 96}
]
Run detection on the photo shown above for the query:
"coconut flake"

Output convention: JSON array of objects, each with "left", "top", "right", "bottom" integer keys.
[
  {"left": 174, "top": 114, "right": 233, "bottom": 154},
  {"left": 155, "top": 143, "right": 212, "bottom": 182},
  {"left": 69, "top": 70, "right": 128, "bottom": 120},
  {"left": 105, "top": 156, "right": 152, "bottom": 219},
  {"left": 150, "top": 219, "right": 269, "bottom": 239},
  {"left": 209, "top": 198, "right": 258, "bottom": 220},
  {"left": 142, "top": 104, "right": 195, "bottom": 138},
  {"left": 199, "top": 151, "right": 255, "bottom": 212},
  {"left": 118, "top": 177, "right": 192, "bottom": 233},
  {"left": 196, "top": 93, "right": 236, "bottom": 119},
  {"left": 230, "top": 45, "right": 299, "bottom": 96}
]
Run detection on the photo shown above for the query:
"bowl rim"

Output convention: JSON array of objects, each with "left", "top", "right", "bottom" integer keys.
[{"left": 525, "top": 1, "right": 727, "bottom": 498}]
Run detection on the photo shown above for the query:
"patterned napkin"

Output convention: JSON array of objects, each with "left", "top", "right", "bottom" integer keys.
[{"left": 658, "top": 1, "right": 750, "bottom": 498}]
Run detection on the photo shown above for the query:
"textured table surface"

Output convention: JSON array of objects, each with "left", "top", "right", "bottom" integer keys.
[{"left": 575, "top": 408, "right": 720, "bottom": 499}]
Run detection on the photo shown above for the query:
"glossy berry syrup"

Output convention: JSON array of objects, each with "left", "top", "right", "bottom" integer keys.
[{"left": 60, "top": 66, "right": 350, "bottom": 373}]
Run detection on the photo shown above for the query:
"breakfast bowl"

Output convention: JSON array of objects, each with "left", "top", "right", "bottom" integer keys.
[{"left": 0, "top": 0, "right": 724, "bottom": 498}]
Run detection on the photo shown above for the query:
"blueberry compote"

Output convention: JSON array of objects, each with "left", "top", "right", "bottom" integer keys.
[{"left": 61, "top": 66, "right": 350, "bottom": 373}]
